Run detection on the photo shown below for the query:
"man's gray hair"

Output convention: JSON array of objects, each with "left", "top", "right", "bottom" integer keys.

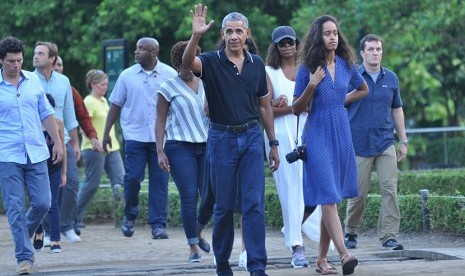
[{"left": 221, "top": 12, "right": 249, "bottom": 29}]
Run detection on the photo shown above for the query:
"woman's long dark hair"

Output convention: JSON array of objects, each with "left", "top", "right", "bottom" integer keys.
[
  {"left": 298, "top": 15, "right": 356, "bottom": 73},
  {"left": 265, "top": 38, "right": 299, "bottom": 69}
]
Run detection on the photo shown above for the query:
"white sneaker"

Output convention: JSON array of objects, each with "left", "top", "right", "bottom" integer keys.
[
  {"left": 63, "top": 229, "right": 81, "bottom": 243},
  {"left": 238, "top": 250, "right": 247, "bottom": 271},
  {"left": 43, "top": 235, "right": 51, "bottom": 247}
]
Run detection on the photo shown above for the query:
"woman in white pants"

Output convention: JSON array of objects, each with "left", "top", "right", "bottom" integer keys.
[{"left": 264, "top": 26, "right": 321, "bottom": 268}]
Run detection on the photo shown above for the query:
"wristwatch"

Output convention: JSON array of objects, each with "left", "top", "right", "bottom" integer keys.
[
  {"left": 269, "top": 140, "right": 279, "bottom": 147},
  {"left": 400, "top": 139, "right": 408, "bottom": 146}
]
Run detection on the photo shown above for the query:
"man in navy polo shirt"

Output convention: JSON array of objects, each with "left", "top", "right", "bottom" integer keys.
[
  {"left": 183, "top": 4, "right": 279, "bottom": 276},
  {"left": 344, "top": 34, "right": 408, "bottom": 250}
]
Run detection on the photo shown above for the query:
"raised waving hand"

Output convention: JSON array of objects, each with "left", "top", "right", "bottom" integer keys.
[{"left": 190, "top": 4, "right": 214, "bottom": 36}]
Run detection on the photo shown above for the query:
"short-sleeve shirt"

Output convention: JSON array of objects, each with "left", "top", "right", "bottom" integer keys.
[
  {"left": 198, "top": 49, "right": 268, "bottom": 125},
  {"left": 0, "top": 70, "right": 55, "bottom": 164},
  {"left": 81, "top": 95, "right": 120, "bottom": 151},
  {"left": 157, "top": 76, "right": 208, "bottom": 143},
  {"left": 347, "top": 66, "right": 402, "bottom": 157},
  {"left": 109, "top": 62, "right": 177, "bottom": 142}
]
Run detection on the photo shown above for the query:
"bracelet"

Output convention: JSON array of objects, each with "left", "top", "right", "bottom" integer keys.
[{"left": 400, "top": 140, "right": 408, "bottom": 146}]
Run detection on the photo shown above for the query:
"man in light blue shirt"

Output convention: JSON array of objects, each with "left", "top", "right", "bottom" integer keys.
[
  {"left": 33, "top": 41, "right": 82, "bottom": 243},
  {"left": 0, "top": 36, "right": 63, "bottom": 275},
  {"left": 102, "top": 37, "right": 177, "bottom": 239}
]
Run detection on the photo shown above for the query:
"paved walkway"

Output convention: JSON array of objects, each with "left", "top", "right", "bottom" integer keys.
[{"left": 1, "top": 215, "right": 465, "bottom": 275}]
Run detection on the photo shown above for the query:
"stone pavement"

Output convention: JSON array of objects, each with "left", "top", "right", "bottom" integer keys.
[{"left": 1, "top": 215, "right": 465, "bottom": 276}]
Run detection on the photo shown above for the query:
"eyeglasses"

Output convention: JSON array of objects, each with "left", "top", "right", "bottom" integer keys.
[{"left": 277, "top": 39, "right": 295, "bottom": 48}]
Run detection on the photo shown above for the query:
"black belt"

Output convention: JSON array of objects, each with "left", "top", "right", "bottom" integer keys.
[{"left": 210, "top": 120, "right": 258, "bottom": 134}]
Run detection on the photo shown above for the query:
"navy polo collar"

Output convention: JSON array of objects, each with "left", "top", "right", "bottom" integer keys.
[
  {"left": 216, "top": 48, "right": 254, "bottom": 63},
  {"left": 359, "top": 65, "right": 386, "bottom": 77}
]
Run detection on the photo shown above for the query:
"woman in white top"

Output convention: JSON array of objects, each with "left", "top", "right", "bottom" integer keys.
[
  {"left": 264, "top": 26, "right": 319, "bottom": 268},
  {"left": 155, "top": 41, "right": 209, "bottom": 263}
]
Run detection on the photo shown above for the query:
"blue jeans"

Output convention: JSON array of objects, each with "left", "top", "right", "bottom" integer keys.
[
  {"left": 197, "top": 154, "right": 243, "bottom": 229},
  {"left": 197, "top": 154, "right": 214, "bottom": 228},
  {"left": 165, "top": 141, "right": 206, "bottom": 244},
  {"left": 76, "top": 149, "right": 124, "bottom": 224},
  {"left": 46, "top": 168, "right": 62, "bottom": 242},
  {"left": 208, "top": 124, "right": 267, "bottom": 273},
  {"left": 0, "top": 159, "right": 50, "bottom": 264},
  {"left": 124, "top": 140, "right": 169, "bottom": 228}
]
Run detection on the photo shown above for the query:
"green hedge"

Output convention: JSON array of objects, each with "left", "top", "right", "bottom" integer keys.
[
  {"left": 1, "top": 190, "right": 464, "bottom": 234},
  {"left": 369, "top": 168, "right": 465, "bottom": 195},
  {"left": 30, "top": 186, "right": 463, "bottom": 234},
  {"left": 1, "top": 169, "right": 465, "bottom": 234}
]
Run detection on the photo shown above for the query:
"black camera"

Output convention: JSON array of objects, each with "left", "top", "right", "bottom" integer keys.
[{"left": 285, "top": 145, "right": 307, "bottom": 163}]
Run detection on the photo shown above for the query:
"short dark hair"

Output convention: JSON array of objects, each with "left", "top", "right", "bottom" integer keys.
[
  {"left": 170, "top": 41, "right": 200, "bottom": 71},
  {"left": 0, "top": 37, "right": 25, "bottom": 59},
  {"left": 360, "top": 34, "right": 383, "bottom": 51}
]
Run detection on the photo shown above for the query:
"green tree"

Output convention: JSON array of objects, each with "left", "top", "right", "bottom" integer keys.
[
  {"left": 292, "top": 0, "right": 465, "bottom": 127},
  {"left": 1, "top": 0, "right": 99, "bottom": 92}
]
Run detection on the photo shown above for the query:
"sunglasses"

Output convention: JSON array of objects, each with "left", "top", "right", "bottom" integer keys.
[{"left": 277, "top": 39, "right": 296, "bottom": 48}]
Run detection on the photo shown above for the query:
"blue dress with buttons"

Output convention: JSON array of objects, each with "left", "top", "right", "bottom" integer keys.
[{"left": 294, "top": 55, "right": 365, "bottom": 206}]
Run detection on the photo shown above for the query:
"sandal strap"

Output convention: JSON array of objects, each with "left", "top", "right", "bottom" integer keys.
[
  {"left": 317, "top": 258, "right": 337, "bottom": 273},
  {"left": 341, "top": 254, "right": 355, "bottom": 264},
  {"left": 317, "top": 258, "right": 328, "bottom": 266}
]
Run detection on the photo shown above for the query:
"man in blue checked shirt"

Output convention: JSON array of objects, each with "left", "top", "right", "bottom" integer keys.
[
  {"left": 0, "top": 36, "right": 63, "bottom": 275},
  {"left": 102, "top": 37, "right": 177, "bottom": 240}
]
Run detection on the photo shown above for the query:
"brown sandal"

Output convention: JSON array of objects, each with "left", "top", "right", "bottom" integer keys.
[
  {"left": 315, "top": 258, "right": 338, "bottom": 274},
  {"left": 340, "top": 254, "right": 358, "bottom": 275}
]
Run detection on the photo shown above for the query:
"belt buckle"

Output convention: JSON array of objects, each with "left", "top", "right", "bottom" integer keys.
[{"left": 231, "top": 125, "right": 243, "bottom": 133}]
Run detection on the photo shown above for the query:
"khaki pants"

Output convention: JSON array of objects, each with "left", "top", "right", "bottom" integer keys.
[{"left": 345, "top": 145, "right": 400, "bottom": 242}]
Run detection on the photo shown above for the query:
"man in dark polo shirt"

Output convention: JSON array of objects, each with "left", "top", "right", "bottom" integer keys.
[
  {"left": 344, "top": 34, "right": 407, "bottom": 251},
  {"left": 183, "top": 4, "right": 279, "bottom": 276}
]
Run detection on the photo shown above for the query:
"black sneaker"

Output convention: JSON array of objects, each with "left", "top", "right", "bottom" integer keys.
[
  {"left": 382, "top": 239, "right": 404, "bottom": 250},
  {"left": 50, "top": 244, "right": 62, "bottom": 253},
  {"left": 198, "top": 238, "right": 211, "bottom": 253},
  {"left": 151, "top": 227, "right": 168, "bottom": 239},
  {"left": 344, "top": 233, "right": 358, "bottom": 249},
  {"left": 33, "top": 233, "right": 44, "bottom": 251},
  {"left": 250, "top": 270, "right": 268, "bottom": 276},
  {"left": 121, "top": 218, "right": 135, "bottom": 237},
  {"left": 189, "top": 252, "right": 201, "bottom": 263}
]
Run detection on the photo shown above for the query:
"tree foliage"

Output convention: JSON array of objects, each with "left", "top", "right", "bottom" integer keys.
[
  {"left": 1, "top": 0, "right": 463, "bottom": 127},
  {"left": 293, "top": 0, "right": 465, "bottom": 127}
]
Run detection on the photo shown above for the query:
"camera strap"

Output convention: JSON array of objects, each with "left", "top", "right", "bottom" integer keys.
[
  {"left": 294, "top": 116, "right": 300, "bottom": 147},
  {"left": 294, "top": 114, "right": 310, "bottom": 147},
  {"left": 294, "top": 89, "right": 314, "bottom": 147}
]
